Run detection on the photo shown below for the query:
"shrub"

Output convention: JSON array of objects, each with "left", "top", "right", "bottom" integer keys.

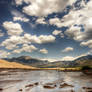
[{"left": 81, "top": 66, "right": 91, "bottom": 70}]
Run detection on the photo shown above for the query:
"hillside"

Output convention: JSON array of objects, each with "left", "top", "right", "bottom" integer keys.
[
  {"left": 4, "top": 55, "right": 92, "bottom": 68},
  {"left": 4, "top": 56, "right": 49, "bottom": 67},
  {"left": 74, "top": 55, "right": 92, "bottom": 66},
  {"left": 0, "top": 59, "right": 35, "bottom": 69}
]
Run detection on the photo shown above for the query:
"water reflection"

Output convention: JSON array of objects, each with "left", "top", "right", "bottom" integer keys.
[{"left": 0, "top": 70, "right": 92, "bottom": 92}]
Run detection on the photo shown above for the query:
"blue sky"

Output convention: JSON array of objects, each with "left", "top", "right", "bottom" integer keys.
[{"left": 0, "top": 0, "right": 92, "bottom": 61}]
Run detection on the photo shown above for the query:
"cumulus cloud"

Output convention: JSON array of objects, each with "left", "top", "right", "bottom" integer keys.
[
  {"left": 41, "top": 58, "right": 57, "bottom": 62},
  {"left": 80, "top": 40, "right": 92, "bottom": 49},
  {"left": 61, "top": 52, "right": 91, "bottom": 61},
  {"left": 15, "top": 0, "right": 23, "bottom": 5},
  {"left": 24, "top": 33, "right": 56, "bottom": 44},
  {"left": 61, "top": 0, "right": 92, "bottom": 50},
  {"left": 11, "top": 9, "right": 24, "bottom": 17},
  {"left": 52, "top": 30, "right": 64, "bottom": 38},
  {"left": 1, "top": 32, "right": 55, "bottom": 50},
  {"left": 36, "top": 17, "right": 47, "bottom": 24},
  {"left": 62, "top": 47, "right": 74, "bottom": 53},
  {"left": 3, "top": 21, "right": 23, "bottom": 36},
  {"left": 1, "top": 36, "right": 23, "bottom": 50},
  {"left": 15, "top": 0, "right": 76, "bottom": 17},
  {"left": 61, "top": 56, "right": 75, "bottom": 61},
  {"left": 13, "top": 44, "right": 37, "bottom": 54},
  {"left": 13, "top": 17, "right": 29, "bottom": 22},
  {"left": 52, "top": 30, "right": 61, "bottom": 35},
  {"left": 39, "top": 35, "right": 55, "bottom": 43},
  {"left": 11, "top": 9, "right": 30, "bottom": 22},
  {"left": 39, "top": 48, "right": 48, "bottom": 54},
  {"left": 0, "top": 50, "right": 10, "bottom": 58},
  {"left": 49, "top": 18, "right": 62, "bottom": 28},
  {"left": 49, "top": 16, "right": 75, "bottom": 28},
  {"left": 65, "top": 26, "right": 82, "bottom": 41}
]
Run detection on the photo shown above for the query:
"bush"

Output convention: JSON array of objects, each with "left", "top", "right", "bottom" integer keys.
[{"left": 81, "top": 66, "right": 91, "bottom": 70}]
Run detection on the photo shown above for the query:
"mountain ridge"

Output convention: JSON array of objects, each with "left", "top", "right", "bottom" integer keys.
[{"left": 3, "top": 55, "right": 92, "bottom": 68}]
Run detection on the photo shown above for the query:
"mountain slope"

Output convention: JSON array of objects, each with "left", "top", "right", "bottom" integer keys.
[
  {"left": 74, "top": 55, "right": 92, "bottom": 66},
  {"left": 5, "top": 56, "right": 49, "bottom": 67},
  {"left": 4, "top": 55, "right": 92, "bottom": 68},
  {"left": 0, "top": 59, "right": 35, "bottom": 69}
]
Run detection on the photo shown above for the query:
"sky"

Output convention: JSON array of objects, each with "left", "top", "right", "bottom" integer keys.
[{"left": 0, "top": 0, "right": 92, "bottom": 61}]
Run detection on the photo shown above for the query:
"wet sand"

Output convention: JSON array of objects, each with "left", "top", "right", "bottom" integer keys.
[{"left": 0, "top": 69, "right": 92, "bottom": 92}]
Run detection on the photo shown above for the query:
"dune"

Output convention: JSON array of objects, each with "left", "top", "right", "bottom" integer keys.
[{"left": 0, "top": 59, "right": 35, "bottom": 69}]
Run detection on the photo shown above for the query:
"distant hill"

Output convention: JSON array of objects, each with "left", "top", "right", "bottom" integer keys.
[
  {"left": 74, "top": 55, "right": 92, "bottom": 66},
  {"left": 0, "top": 59, "right": 35, "bottom": 69},
  {"left": 4, "top": 56, "right": 49, "bottom": 67},
  {"left": 41, "top": 55, "right": 92, "bottom": 68},
  {"left": 38, "top": 61, "right": 77, "bottom": 68},
  {"left": 4, "top": 55, "right": 92, "bottom": 68}
]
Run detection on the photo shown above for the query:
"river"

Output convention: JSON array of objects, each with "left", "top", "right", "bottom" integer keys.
[{"left": 0, "top": 69, "right": 92, "bottom": 92}]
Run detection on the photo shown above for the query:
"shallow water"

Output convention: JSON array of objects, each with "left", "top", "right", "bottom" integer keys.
[{"left": 0, "top": 70, "right": 92, "bottom": 92}]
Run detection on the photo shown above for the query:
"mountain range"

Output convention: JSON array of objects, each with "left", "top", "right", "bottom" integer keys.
[{"left": 3, "top": 55, "right": 92, "bottom": 68}]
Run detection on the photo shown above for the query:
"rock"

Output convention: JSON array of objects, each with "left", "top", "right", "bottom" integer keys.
[
  {"left": 34, "top": 82, "right": 39, "bottom": 85},
  {"left": 19, "top": 89, "right": 22, "bottom": 91},
  {"left": 71, "top": 90, "right": 75, "bottom": 92},
  {"left": 0, "top": 88, "right": 3, "bottom": 91},
  {"left": 25, "top": 84, "right": 34, "bottom": 88},
  {"left": 83, "top": 87, "right": 92, "bottom": 89},
  {"left": 43, "top": 83, "right": 57, "bottom": 89},
  {"left": 83, "top": 87, "right": 92, "bottom": 92},
  {"left": 25, "top": 82, "right": 39, "bottom": 88},
  {"left": 59, "top": 83, "right": 74, "bottom": 88}
]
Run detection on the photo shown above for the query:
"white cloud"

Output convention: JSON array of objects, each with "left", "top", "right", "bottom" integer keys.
[
  {"left": 39, "top": 35, "right": 55, "bottom": 43},
  {"left": 49, "top": 16, "right": 75, "bottom": 28},
  {"left": 65, "top": 26, "right": 82, "bottom": 41},
  {"left": 3, "top": 21, "right": 23, "bottom": 36},
  {"left": 41, "top": 58, "right": 57, "bottom": 62},
  {"left": 21, "top": 44, "right": 38, "bottom": 52},
  {"left": 49, "top": 17, "right": 62, "bottom": 28},
  {"left": 61, "top": 56, "right": 75, "bottom": 61},
  {"left": 39, "top": 48, "right": 48, "bottom": 54},
  {"left": 61, "top": 0, "right": 92, "bottom": 50},
  {"left": 15, "top": 0, "right": 23, "bottom": 5},
  {"left": 60, "top": 33, "right": 64, "bottom": 38},
  {"left": 80, "top": 40, "right": 92, "bottom": 49},
  {"left": 1, "top": 36, "right": 23, "bottom": 50},
  {"left": 11, "top": 9, "right": 29, "bottom": 22},
  {"left": 11, "top": 9, "right": 25, "bottom": 18},
  {"left": 24, "top": 33, "right": 41, "bottom": 44},
  {"left": 52, "top": 30, "right": 64, "bottom": 38},
  {"left": 13, "top": 17, "right": 29, "bottom": 22},
  {"left": 1, "top": 32, "right": 55, "bottom": 50},
  {"left": 36, "top": 17, "right": 47, "bottom": 24},
  {"left": 0, "top": 50, "right": 10, "bottom": 58},
  {"left": 24, "top": 33, "right": 56, "bottom": 44},
  {"left": 52, "top": 30, "right": 61, "bottom": 35},
  {"left": 61, "top": 52, "right": 91, "bottom": 61},
  {"left": 62, "top": 47, "right": 74, "bottom": 53},
  {"left": 13, "top": 44, "right": 37, "bottom": 53},
  {"left": 15, "top": 0, "right": 76, "bottom": 17}
]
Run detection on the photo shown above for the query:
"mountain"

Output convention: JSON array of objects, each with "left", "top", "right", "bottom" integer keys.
[
  {"left": 38, "top": 61, "right": 78, "bottom": 68},
  {"left": 4, "top": 56, "right": 49, "bottom": 67},
  {"left": 4, "top": 55, "right": 92, "bottom": 68},
  {"left": 74, "top": 55, "right": 92, "bottom": 66},
  {"left": 0, "top": 59, "right": 35, "bottom": 69}
]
